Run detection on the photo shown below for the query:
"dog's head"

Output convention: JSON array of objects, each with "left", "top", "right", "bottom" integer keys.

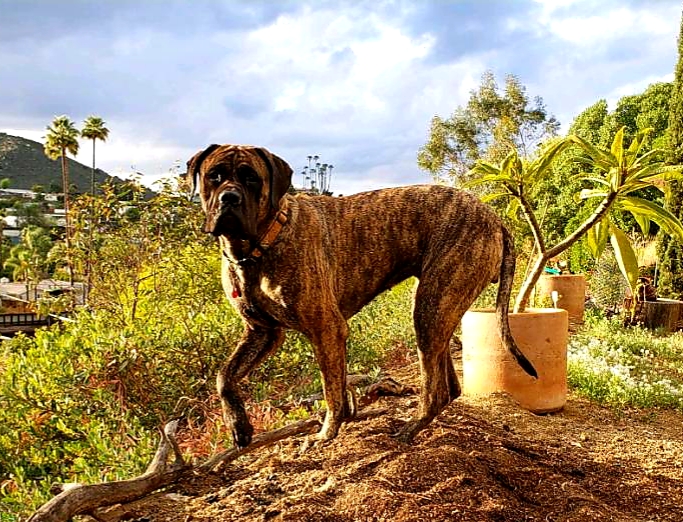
[{"left": 187, "top": 144, "right": 292, "bottom": 239}]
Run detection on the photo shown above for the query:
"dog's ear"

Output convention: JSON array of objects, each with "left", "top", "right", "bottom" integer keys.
[
  {"left": 186, "top": 144, "right": 221, "bottom": 194},
  {"left": 253, "top": 147, "right": 292, "bottom": 209}
]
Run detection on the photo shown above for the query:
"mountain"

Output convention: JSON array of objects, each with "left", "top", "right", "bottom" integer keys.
[{"left": 0, "top": 132, "right": 119, "bottom": 192}]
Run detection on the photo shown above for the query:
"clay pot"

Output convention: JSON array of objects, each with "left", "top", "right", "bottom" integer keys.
[
  {"left": 535, "top": 274, "right": 586, "bottom": 325},
  {"left": 461, "top": 308, "right": 568, "bottom": 413}
]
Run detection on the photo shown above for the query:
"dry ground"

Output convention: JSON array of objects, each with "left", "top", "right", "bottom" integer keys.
[{"left": 105, "top": 352, "right": 683, "bottom": 522}]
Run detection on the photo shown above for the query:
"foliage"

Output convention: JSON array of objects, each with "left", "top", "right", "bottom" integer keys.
[
  {"left": 44, "top": 115, "right": 80, "bottom": 282},
  {"left": 3, "top": 226, "right": 53, "bottom": 299},
  {"left": 0, "top": 180, "right": 418, "bottom": 516},
  {"left": 570, "top": 127, "right": 683, "bottom": 318},
  {"left": 568, "top": 313, "right": 683, "bottom": 410},
  {"left": 81, "top": 115, "right": 109, "bottom": 200},
  {"left": 658, "top": 13, "right": 683, "bottom": 298},
  {"left": 0, "top": 327, "right": 157, "bottom": 512},
  {"left": 418, "top": 71, "right": 559, "bottom": 184},
  {"left": 543, "top": 84, "right": 673, "bottom": 274},
  {"left": 468, "top": 127, "right": 683, "bottom": 313}
]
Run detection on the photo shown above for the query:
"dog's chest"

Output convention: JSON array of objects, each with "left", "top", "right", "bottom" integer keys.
[{"left": 222, "top": 264, "right": 291, "bottom": 326}]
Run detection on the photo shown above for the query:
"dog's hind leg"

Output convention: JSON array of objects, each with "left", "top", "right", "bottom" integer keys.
[
  {"left": 217, "top": 325, "right": 286, "bottom": 449},
  {"left": 395, "top": 266, "right": 490, "bottom": 443}
]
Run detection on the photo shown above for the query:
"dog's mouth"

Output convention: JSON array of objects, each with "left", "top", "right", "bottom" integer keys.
[{"left": 203, "top": 204, "right": 255, "bottom": 239}]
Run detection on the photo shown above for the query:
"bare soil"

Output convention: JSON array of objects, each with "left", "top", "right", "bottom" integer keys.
[{"left": 112, "top": 352, "right": 683, "bottom": 522}]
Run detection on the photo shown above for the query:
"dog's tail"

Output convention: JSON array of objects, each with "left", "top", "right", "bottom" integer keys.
[{"left": 496, "top": 227, "right": 538, "bottom": 379}]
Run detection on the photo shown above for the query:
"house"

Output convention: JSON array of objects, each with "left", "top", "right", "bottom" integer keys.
[{"left": 0, "top": 279, "right": 85, "bottom": 313}]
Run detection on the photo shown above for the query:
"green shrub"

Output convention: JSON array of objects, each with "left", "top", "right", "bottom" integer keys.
[
  {"left": 0, "top": 271, "right": 417, "bottom": 517},
  {"left": 568, "top": 314, "right": 683, "bottom": 410}
]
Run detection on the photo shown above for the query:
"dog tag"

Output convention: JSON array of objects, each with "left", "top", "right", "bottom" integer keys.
[{"left": 232, "top": 288, "right": 241, "bottom": 299}]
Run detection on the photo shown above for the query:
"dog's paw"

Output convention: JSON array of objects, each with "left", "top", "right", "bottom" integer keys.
[
  {"left": 231, "top": 428, "right": 252, "bottom": 450},
  {"left": 392, "top": 419, "right": 427, "bottom": 445}
]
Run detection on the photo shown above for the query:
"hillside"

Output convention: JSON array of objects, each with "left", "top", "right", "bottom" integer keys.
[
  {"left": 0, "top": 132, "right": 116, "bottom": 192},
  {"left": 33, "top": 351, "right": 683, "bottom": 521}
]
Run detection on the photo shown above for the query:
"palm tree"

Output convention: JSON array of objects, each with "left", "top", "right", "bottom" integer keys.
[
  {"left": 468, "top": 127, "right": 683, "bottom": 312},
  {"left": 4, "top": 226, "right": 52, "bottom": 300},
  {"left": 44, "top": 115, "right": 79, "bottom": 282},
  {"left": 80, "top": 116, "right": 109, "bottom": 299},
  {"left": 81, "top": 116, "right": 109, "bottom": 195}
]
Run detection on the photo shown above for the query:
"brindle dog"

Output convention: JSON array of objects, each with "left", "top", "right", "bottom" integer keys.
[{"left": 187, "top": 144, "right": 537, "bottom": 449}]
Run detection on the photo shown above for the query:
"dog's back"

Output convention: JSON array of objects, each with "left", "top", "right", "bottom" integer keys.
[{"left": 287, "top": 185, "right": 504, "bottom": 318}]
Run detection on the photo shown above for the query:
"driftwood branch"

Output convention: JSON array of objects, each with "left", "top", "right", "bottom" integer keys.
[
  {"left": 28, "top": 420, "right": 189, "bottom": 522},
  {"left": 198, "top": 417, "right": 322, "bottom": 472},
  {"left": 28, "top": 375, "right": 411, "bottom": 522}
]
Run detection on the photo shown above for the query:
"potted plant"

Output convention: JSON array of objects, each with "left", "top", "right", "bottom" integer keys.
[{"left": 460, "top": 127, "right": 683, "bottom": 412}]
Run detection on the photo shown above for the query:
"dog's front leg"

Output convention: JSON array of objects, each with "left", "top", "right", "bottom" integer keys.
[
  {"left": 308, "top": 317, "right": 351, "bottom": 442},
  {"left": 217, "top": 325, "right": 285, "bottom": 449}
]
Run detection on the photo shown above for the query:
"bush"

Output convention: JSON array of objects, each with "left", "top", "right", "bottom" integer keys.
[
  {"left": 0, "top": 264, "right": 417, "bottom": 517},
  {"left": 568, "top": 314, "right": 683, "bottom": 410}
]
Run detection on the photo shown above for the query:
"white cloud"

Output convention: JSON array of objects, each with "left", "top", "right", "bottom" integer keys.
[
  {"left": 0, "top": 0, "right": 681, "bottom": 195},
  {"left": 606, "top": 72, "right": 675, "bottom": 109}
]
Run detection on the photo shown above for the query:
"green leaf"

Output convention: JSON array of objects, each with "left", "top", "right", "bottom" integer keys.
[
  {"left": 633, "top": 213, "right": 651, "bottom": 237},
  {"left": 619, "top": 196, "right": 683, "bottom": 243},
  {"left": 527, "top": 138, "right": 572, "bottom": 183},
  {"left": 500, "top": 150, "right": 519, "bottom": 178},
  {"left": 570, "top": 175, "right": 611, "bottom": 187},
  {"left": 480, "top": 191, "right": 513, "bottom": 204},
  {"left": 609, "top": 226, "right": 639, "bottom": 295},
  {"left": 610, "top": 126, "right": 625, "bottom": 168},
  {"left": 568, "top": 134, "right": 615, "bottom": 172},
  {"left": 578, "top": 188, "right": 609, "bottom": 200},
  {"left": 618, "top": 181, "right": 657, "bottom": 196},
  {"left": 586, "top": 217, "right": 609, "bottom": 259},
  {"left": 639, "top": 164, "right": 683, "bottom": 184},
  {"left": 505, "top": 198, "right": 521, "bottom": 220},
  {"left": 463, "top": 172, "right": 515, "bottom": 188},
  {"left": 467, "top": 161, "right": 502, "bottom": 178},
  {"left": 630, "top": 147, "right": 662, "bottom": 171}
]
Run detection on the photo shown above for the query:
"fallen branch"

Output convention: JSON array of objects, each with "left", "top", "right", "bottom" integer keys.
[
  {"left": 28, "top": 421, "right": 188, "bottom": 522},
  {"left": 198, "top": 406, "right": 388, "bottom": 473},
  {"left": 197, "top": 416, "right": 322, "bottom": 472},
  {"left": 28, "top": 373, "right": 409, "bottom": 521}
]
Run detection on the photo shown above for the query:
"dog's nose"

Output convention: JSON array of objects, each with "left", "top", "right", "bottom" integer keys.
[{"left": 220, "top": 189, "right": 242, "bottom": 207}]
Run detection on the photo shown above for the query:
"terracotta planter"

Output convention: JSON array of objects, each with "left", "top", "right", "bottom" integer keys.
[
  {"left": 461, "top": 308, "right": 568, "bottom": 413},
  {"left": 535, "top": 274, "right": 586, "bottom": 325}
]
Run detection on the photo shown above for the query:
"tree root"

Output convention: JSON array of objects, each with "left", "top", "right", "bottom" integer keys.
[{"left": 28, "top": 375, "right": 412, "bottom": 522}]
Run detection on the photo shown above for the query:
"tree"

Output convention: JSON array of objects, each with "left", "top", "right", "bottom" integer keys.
[
  {"left": 299, "top": 155, "right": 334, "bottom": 195},
  {"left": 418, "top": 71, "right": 560, "bottom": 184},
  {"left": 658, "top": 10, "right": 683, "bottom": 298},
  {"left": 13, "top": 201, "right": 54, "bottom": 229},
  {"left": 81, "top": 116, "right": 109, "bottom": 196},
  {"left": 541, "top": 83, "right": 673, "bottom": 273},
  {"left": 80, "top": 116, "right": 109, "bottom": 296},
  {"left": 4, "top": 226, "right": 53, "bottom": 299},
  {"left": 468, "top": 127, "right": 683, "bottom": 313},
  {"left": 44, "top": 115, "right": 79, "bottom": 283}
]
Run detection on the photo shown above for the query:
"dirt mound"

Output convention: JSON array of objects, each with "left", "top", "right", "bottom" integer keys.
[{"left": 114, "top": 369, "right": 683, "bottom": 522}]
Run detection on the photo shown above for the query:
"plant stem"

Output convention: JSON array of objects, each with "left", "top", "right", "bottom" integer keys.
[{"left": 514, "top": 191, "right": 618, "bottom": 313}]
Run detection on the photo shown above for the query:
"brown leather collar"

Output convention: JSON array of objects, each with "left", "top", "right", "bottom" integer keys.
[{"left": 222, "top": 198, "right": 289, "bottom": 266}]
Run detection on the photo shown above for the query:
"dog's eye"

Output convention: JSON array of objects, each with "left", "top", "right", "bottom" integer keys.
[
  {"left": 244, "top": 172, "right": 259, "bottom": 185},
  {"left": 207, "top": 170, "right": 223, "bottom": 184},
  {"left": 239, "top": 167, "right": 260, "bottom": 186}
]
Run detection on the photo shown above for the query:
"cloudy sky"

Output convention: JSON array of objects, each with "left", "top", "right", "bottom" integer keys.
[{"left": 1, "top": 0, "right": 681, "bottom": 195}]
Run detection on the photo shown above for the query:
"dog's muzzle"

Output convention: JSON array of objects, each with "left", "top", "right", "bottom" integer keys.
[
  {"left": 220, "top": 189, "right": 243, "bottom": 208},
  {"left": 204, "top": 187, "right": 249, "bottom": 237}
]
